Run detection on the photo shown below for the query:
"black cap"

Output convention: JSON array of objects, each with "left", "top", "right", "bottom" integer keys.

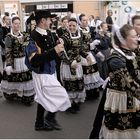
[{"left": 34, "top": 10, "right": 56, "bottom": 21}]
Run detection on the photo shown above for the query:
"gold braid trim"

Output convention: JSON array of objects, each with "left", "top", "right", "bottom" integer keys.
[
  {"left": 29, "top": 42, "right": 41, "bottom": 62},
  {"left": 35, "top": 42, "right": 41, "bottom": 54}
]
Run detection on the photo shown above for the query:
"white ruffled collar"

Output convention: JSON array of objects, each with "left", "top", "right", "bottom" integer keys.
[
  {"left": 11, "top": 30, "right": 23, "bottom": 38},
  {"left": 113, "top": 45, "right": 135, "bottom": 60},
  {"left": 36, "top": 27, "right": 47, "bottom": 35},
  {"left": 79, "top": 26, "right": 90, "bottom": 34},
  {"left": 69, "top": 30, "right": 81, "bottom": 39}
]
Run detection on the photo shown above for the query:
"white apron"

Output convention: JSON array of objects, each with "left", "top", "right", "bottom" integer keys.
[{"left": 32, "top": 72, "right": 71, "bottom": 112}]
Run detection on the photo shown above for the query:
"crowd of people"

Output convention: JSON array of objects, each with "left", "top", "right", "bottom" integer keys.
[{"left": 0, "top": 9, "right": 140, "bottom": 138}]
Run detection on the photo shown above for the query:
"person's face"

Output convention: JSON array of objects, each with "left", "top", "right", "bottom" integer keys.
[
  {"left": 51, "top": 17, "right": 57, "bottom": 22},
  {"left": 68, "top": 21, "right": 77, "bottom": 33},
  {"left": 89, "top": 16, "right": 92, "bottom": 21},
  {"left": 101, "top": 23, "right": 108, "bottom": 33},
  {"left": 81, "top": 16, "right": 88, "bottom": 27},
  {"left": 42, "top": 17, "right": 52, "bottom": 29},
  {"left": 12, "top": 19, "right": 20, "bottom": 32},
  {"left": 133, "top": 19, "right": 140, "bottom": 35},
  {"left": 31, "top": 20, "right": 36, "bottom": 31},
  {"left": 62, "top": 19, "right": 68, "bottom": 28},
  {"left": 126, "top": 29, "right": 138, "bottom": 50},
  {"left": 4, "top": 16, "right": 11, "bottom": 26},
  {"left": 108, "top": 11, "right": 113, "bottom": 16},
  {"left": 67, "top": 11, "right": 72, "bottom": 17}
]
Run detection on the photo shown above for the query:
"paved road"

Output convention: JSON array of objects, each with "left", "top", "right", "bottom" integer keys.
[{"left": 0, "top": 93, "right": 101, "bottom": 139}]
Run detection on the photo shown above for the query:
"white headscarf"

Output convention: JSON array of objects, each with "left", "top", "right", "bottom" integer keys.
[{"left": 116, "top": 29, "right": 126, "bottom": 45}]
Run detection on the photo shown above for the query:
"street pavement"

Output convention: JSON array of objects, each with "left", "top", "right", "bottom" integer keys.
[{"left": 0, "top": 93, "right": 102, "bottom": 139}]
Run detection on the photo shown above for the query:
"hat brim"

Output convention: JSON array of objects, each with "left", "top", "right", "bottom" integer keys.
[
  {"left": 50, "top": 14, "right": 57, "bottom": 18},
  {"left": 42, "top": 14, "right": 57, "bottom": 19}
]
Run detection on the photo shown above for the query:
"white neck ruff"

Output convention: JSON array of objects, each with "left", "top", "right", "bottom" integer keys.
[
  {"left": 36, "top": 27, "right": 47, "bottom": 35},
  {"left": 113, "top": 45, "right": 135, "bottom": 60},
  {"left": 69, "top": 30, "right": 81, "bottom": 39},
  {"left": 79, "top": 26, "right": 90, "bottom": 34},
  {"left": 11, "top": 30, "right": 23, "bottom": 38}
]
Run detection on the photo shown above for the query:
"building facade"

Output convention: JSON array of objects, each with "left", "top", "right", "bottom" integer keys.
[
  {"left": 0, "top": 0, "right": 140, "bottom": 30},
  {"left": 106, "top": 0, "right": 140, "bottom": 27},
  {"left": 0, "top": 0, "right": 104, "bottom": 30}
]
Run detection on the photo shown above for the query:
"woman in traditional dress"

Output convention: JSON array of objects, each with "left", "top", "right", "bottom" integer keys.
[
  {"left": 56, "top": 16, "right": 69, "bottom": 38},
  {"left": 79, "top": 14, "right": 104, "bottom": 100},
  {"left": 98, "top": 24, "right": 140, "bottom": 139},
  {"left": 1, "top": 16, "right": 35, "bottom": 105},
  {"left": 60, "top": 18, "right": 86, "bottom": 113},
  {"left": 94, "top": 22, "right": 112, "bottom": 80}
]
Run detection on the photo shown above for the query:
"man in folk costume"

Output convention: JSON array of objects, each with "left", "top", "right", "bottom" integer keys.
[
  {"left": 132, "top": 15, "right": 140, "bottom": 40},
  {"left": 25, "top": 10, "right": 71, "bottom": 131},
  {"left": 132, "top": 15, "right": 140, "bottom": 71}
]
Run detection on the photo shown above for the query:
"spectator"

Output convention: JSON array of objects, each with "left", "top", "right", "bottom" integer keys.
[
  {"left": 106, "top": 10, "right": 113, "bottom": 32},
  {"left": 88, "top": 15, "right": 95, "bottom": 27}
]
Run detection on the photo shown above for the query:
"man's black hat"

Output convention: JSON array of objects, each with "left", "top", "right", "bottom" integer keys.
[
  {"left": 26, "top": 10, "right": 57, "bottom": 25},
  {"left": 34, "top": 10, "right": 56, "bottom": 21}
]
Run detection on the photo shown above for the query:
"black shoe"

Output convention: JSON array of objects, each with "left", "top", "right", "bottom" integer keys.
[
  {"left": 89, "top": 132, "right": 99, "bottom": 139},
  {"left": 45, "top": 119, "right": 62, "bottom": 130},
  {"left": 73, "top": 103, "right": 80, "bottom": 111},
  {"left": 0, "top": 93, "right": 2, "bottom": 98},
  {"left": 66, "top": 107, "right": 77, "bottom": 114},
  {"left": 35, "top": 122, "right": 54, "bottom": 131}
]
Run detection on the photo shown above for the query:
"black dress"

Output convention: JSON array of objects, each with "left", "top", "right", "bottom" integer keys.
[{"left": 90, "top": 47, "right": 140, "bottom": 139}]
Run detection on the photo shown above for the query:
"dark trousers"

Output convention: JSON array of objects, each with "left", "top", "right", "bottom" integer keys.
[
  {"left": 36, "top": 104, "right": 56, "bottom": 124},
  {"left": 56, "top": 58, "right": 62, "bottom": 85},
  {"left": 89, "top": 87, "right": 107, "bottom": 139}
]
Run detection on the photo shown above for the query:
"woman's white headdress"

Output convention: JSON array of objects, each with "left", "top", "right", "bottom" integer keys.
[{"left": 116, "top": 29, "right": 126, "bottom": 45}]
